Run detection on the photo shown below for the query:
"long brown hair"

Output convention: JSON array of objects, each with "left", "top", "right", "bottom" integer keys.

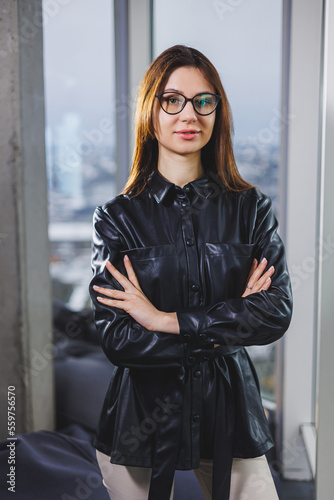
[{"left": 123, "top": 45, "right": 252, "bottom": 196}]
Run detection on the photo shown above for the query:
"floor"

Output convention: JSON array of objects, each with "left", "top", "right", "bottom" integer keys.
[
  {"left": 280, "top": 479, "right": 315, "bottom": 500},
  {"left": 173, "top": 470, "right": 315, "bottom": 499}
]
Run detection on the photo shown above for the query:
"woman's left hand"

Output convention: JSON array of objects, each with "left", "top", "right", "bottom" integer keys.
[
  {"left": 242, "top": 258, "right": 275, "bottom": 298},
  {"left": 93, "top": 255, "right": 163, "bottom": 331}
]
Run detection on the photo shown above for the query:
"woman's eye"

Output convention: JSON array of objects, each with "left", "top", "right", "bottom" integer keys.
[
  {"left": 195, "top": 97, "right": 213, "bottom": 107},
  {"left": 167, "top": 95, "right": 182, "bottom": 104}
]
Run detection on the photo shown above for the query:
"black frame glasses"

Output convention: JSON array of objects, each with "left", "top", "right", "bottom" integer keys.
[{"left": 155, "top": 91, "right": 221, "bottom": 116}]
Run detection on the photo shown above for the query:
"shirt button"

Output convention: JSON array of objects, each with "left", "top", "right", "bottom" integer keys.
[
  {"left": 186, "top": 239, "right": 194, "bottom": 246},
  {"left": 182, "top": 333, "right": 191, "bottom": 341},
  {"left": 199, "top": 333, "right": 207, "bottom": 342},
  {"left": 181, "top": 201, "right": 188, "bottom": 207},
  {"left": 191, "top": 284, "right": 199, "bottom": 292},
  {"left": 185, "top": 186, "right": 191, "bottom": 192},
  {"left": 187, "top": 356, "right": 196, "bottom": 366},
  {"left": 192, "top": 414, "right": 200, "bottom": 423},
  {"left": 193, "top": 370, "right": 201, "bottom": 378}
]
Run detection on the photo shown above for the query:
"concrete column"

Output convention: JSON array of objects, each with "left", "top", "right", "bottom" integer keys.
[
  {"left": 114, "top": 0, "right": 130, "bottom": 192},
  {"left": 0, "top": 0, "right": 54, "bottom": 438},
  {"left": 316, "top": 0, "right": 334, "bottom": 496}
]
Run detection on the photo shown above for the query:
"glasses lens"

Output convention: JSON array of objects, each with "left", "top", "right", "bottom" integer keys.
[
  {"left": 160, "top": 93, "right": 185, "bottom": 114},
  {"left": 193, "top": 94, "right": 218, "bottom": 115}
]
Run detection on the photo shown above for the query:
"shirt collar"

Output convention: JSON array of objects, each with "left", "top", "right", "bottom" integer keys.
[{"left": 149, "top": 169, "right": 221, "bottom": 204}]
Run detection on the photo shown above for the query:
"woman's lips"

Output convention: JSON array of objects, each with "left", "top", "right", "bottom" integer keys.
[{"left": 175, "top": 130, "right": 200, "bottom": 140}]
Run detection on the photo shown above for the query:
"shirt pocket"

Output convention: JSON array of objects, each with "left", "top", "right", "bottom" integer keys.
[
  {"left": 120, "top": 244, "right": 180, "bottom": 311},
  {"left": 204, "top": 242, "right": 256, "bottom": 302}
]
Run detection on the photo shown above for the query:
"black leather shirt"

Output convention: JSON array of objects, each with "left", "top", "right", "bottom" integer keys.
[{"left": 89, "top": 168, "right": 292, "bottom": 500}]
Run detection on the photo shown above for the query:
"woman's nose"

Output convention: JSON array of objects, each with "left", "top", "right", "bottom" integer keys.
[{"left": 180, "top": 100, "right": 197, "bottom": 121}]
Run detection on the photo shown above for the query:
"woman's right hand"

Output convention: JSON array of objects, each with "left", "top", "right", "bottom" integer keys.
[{"left": 242, "top": 258, "right": 275, "bottom": 298}]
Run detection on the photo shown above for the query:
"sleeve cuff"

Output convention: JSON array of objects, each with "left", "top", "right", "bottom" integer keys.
[{"left": 176, "top": 307, "right": 211, "bottom": 345}]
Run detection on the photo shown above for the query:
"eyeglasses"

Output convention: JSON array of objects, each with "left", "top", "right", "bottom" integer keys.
[{"left": 155, "top": 91, "right": 221, "bottom": 116}]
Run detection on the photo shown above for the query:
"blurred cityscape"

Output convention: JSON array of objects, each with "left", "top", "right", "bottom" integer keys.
[
  {"left": 236, "top": 141, "right": 279, "bottom": 214},
  {"left": 46, "top": 112, "right": 117, "bottom": 224},
  {"left": 47, "top": 111, "right": 116, "bottom": 311}
]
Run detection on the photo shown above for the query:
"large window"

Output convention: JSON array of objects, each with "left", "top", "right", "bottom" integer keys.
[
  {"left": 43, "top": 0, "right": 115, "bottom": 310},
  {"left": 153, "top": 0, "right": 282, "bottom": 402},
  {"left": 43, "top": 0, "right": 283, "bottom": 402}
]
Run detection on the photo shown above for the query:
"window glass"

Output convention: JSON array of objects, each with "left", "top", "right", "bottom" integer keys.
[
  {"left": 153, "top": 0, "right": 282, "bottom": 402},
  {"left": 43, "top": 0, "right": 115, "bottom": 310}
]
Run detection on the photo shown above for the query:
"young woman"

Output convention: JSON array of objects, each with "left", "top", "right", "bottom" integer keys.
[{"left": 89, "top": 45, "right": 292, "bottom": 500}]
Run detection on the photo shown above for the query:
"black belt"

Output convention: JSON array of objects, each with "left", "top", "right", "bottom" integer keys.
[{"left": 148, "top": 346, "right": 242, "bottom": 500}]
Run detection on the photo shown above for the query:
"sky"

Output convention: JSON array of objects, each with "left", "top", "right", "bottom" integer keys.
[
  {"left": 153, "top": 0, "right": 282, "bottom": 141},
  {"left": 43, "top": 0, "right": 114, "bottom": 133},
  {"left": 43, "top": 0, "right": 282, "bottom": 144}
]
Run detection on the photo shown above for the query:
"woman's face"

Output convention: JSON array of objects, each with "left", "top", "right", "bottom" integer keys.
[{"left": 152, "top": 66, "right": 216, "bottom": 160}]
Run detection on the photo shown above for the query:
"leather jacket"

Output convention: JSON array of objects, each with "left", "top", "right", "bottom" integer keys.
[{"left": 89, "top": 168, "right": 292, "bottom": 500}]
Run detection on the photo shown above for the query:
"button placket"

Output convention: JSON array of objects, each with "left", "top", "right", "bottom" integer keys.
[
  {"left": 175, "top": 188, "right": 203, "bottom": 466},
  {"left": 190, "top": 359, "right": 202, "bottom": 463},
  {"left": 176, "top": 195, "right": 201, "bottom": 309}
]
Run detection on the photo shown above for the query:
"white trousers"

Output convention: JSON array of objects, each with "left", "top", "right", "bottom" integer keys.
[{"left": 96, "top": 449, "right": 279, "bottom": 500}]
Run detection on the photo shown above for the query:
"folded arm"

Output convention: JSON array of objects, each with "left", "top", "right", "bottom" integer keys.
[
  {"left": 90, "top": 206, "right": 186, "bottom": 369},
  {"left": 90, "top": 195, "right": 292, "bottom": 368},
  {"left": 176, "top": 196, "right": 293, "bottom": 347}
]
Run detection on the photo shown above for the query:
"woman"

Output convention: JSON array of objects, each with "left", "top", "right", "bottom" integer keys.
[{"left": 89, "top": 45, "right": 292, "bottom": 500}]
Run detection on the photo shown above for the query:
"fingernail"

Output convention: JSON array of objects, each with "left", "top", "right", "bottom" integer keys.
[
  {"left": 261, "top": 257, "right": 266, "bottom": 264},
  {"left": 93, "top": 285, "right": 99, "bottom": 290},
  {"left": 253, "top": 258, "right": 257, "bottom": 264},
  {"left": 266, "top": 277, "right": 271, "bottom": 283},
  {"left": 97, "top": 296, "right": 103, "bottom": 301},
  {"left": 269, "top": 266, "right": 274, "bottom": 271},
  {"left": 124, "top": 254, "right": 129, "bottom": 261}
]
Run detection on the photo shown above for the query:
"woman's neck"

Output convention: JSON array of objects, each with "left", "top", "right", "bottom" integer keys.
[{"left": 157, "top": 151, "right": 204, "bottom": 188}]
